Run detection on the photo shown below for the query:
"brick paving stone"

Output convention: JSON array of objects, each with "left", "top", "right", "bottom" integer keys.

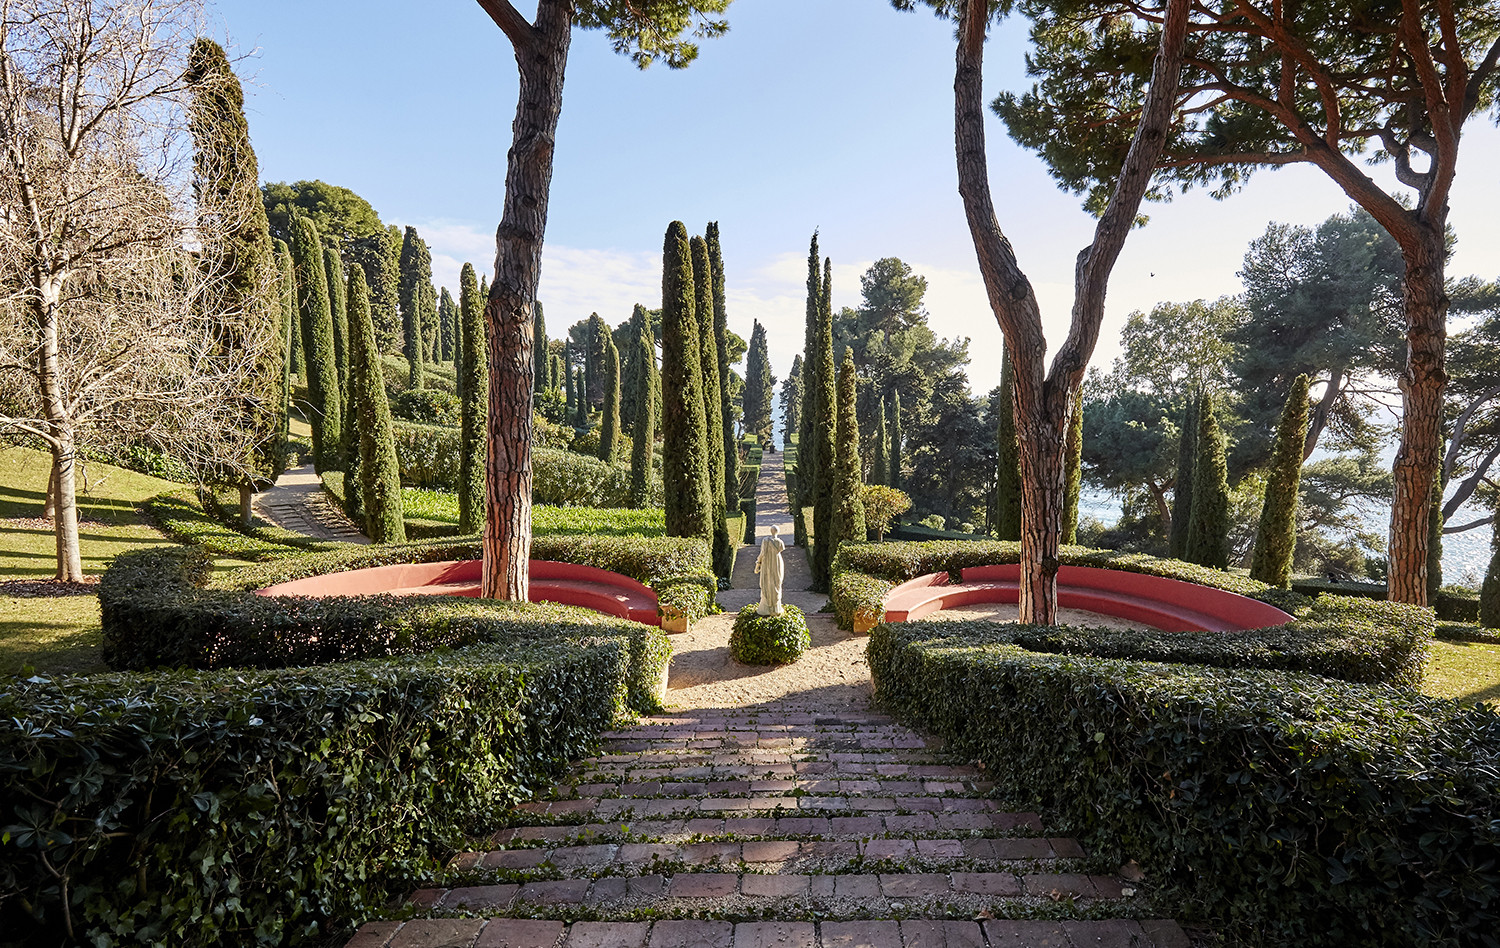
[
  {"left": 410, "top": 889, "right": 445, "bottom": 909},
  {"left": 951, "top": 872, "right": 1022, "bottom": 896},
  {"left": 390, "top": 918, "right": 486, "bottom": 947},
  {"left": 1061, "top": 920, "right": 1148, "bottom": 947},
  {"left": 725, "top": 817, "right": 777, "bottom": 835},
  {"left": 878, "top": 874, "right": 949, "bottom": 898},
  {"left": 347, "top": 921, "right": 402, "bottom": 948},
  {"left": 734, "top": 922, "right": 816, "bottom": 948},
  {"left": 647, "top": 920, "right": 733, "bottom": 948},
  {"left": 861, "top": 839, "right": 916, "bottom": 860},
  {"left": 832, "top": 874, "right": 881, "bottom": 898},
  {"left": 1023, "top": 873, "right": 1099, "bottom": 900},
  {"left": 829, "top": 817, "right": 884, "bottom": 835},
  {"left": 1089, "top": 875, "right": 1127, "bottom": 899},
  {"left": 996, "top": 812, "right": 1044, "bottom": 832},
  {"left": 483, "top": 850, "right": 547, "bottom": 870},
  {"left": 914, "top": 839, "right": 963, "bottom": 859},
  {"left": 989, "top": 838, "right": 1055, "bottom": 860},
  {"left": 1139, "top": 920, "right": 1191, "bottom": 948},
  {"left": 743, "top": 840, "right": 800, "bottom": 862},
  {"left": 618, "top": 843, "right": 677, "bottom": 864},
  {"left": 809, "top": 875, "right": 836, "bottom": 897},
  {"left": 551, "top": 845, "right": 618, "bottom": 868},
  {"left": 475, "top": 920, "right": 565, "bottom": 948},
  {"left": 882, "top": 814, "right": 938, "bottom": 833},
  {"left": 981, "top": 920, "right": 1071, "bottom": 948},
  {"left": 741, "top": 873, "right": 810, "bottom": 898},
  {"left": 1048, "top": 838, "right": 1086, "bottom": 859},
  {"left": 818, "top": 921, "right": 902, "bottom": 948},
  {"left": 667, "top": 873, "right": 739, "bottom": 898},
  {"left": 566, "top": 922, "right": 652, "bottom": 948},
  {"left": 515, "top": 879, "right": 591, "bottom": 905},
  {"left": 443, "top": 885, "right": 518, "bottom": 911},
  {"left": 897, "top": 921, "right": 983, "bottom": 948},
  {"left": 801, "top": 841, "right": 859, "bottom": 860},
  {"left": 685, "top": 818, "right": 726, "bottom": 835},
  {"left": 776, "top": 817, "right": 829, "bottom": 835},
  {"left": 584, "top": 878, "right": 629, "bottom": 905},
  {"left": 628, "top": 875, "right": 667, "bottom": 897},
  {"left": 681, "top": 842, "right": 741, "bottom": 865}
]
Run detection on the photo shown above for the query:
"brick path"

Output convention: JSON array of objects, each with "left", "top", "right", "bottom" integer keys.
[{"left": 344, "top": 457, "right": 1191, "bottom": 948}]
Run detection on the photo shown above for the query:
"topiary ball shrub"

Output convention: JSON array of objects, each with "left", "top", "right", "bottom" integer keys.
[{"left": 730, "top": 604, "right": 810, "bottom": 665}]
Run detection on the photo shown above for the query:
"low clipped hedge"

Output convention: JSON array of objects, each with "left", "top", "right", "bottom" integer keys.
[
  {"left": 729, "top": 604, "right": 810, "bottom": 665},
  {"left": 868, "top": 622, "right": 1500, "bottom": 947},
  {"left": 0, "top": 635, "right": 623, "bottom": 947},
  {"left": 741, "top": 498, "right": 757, "bottom": 543},
  {"left": 144, "top": 490, "right": 315, "bottom": 562}
]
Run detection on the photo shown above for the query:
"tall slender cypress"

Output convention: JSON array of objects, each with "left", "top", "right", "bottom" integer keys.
[
  {"left": 629, "top": 317, "right": 657, "bottom": 507},
  {"left": 324, "top": 246, "right": 349, "bottom": 392},
  {"left": 797, "top": 235, "right": 820, "bottom": 517},
  {"left": 348, "top": 266, "right": 403, "bottom": 542},
  {"left": 661, "top": 221, "right": 714, "bottom": 541},
  {"left": 1480, "top": 497, "right": 1500, "bottom": 627},
  {"left": 398, "top": 226, "right": 432, "bottom": 389},
  {"left": 692, "top": 235, "right": 732, "bottom": 576},
  {"left": 1250, "top": 375, "right": 1310, "bottom": 586},
  {"left": 743, "top": 320, "right": 775, "bottom": 446},
  {"left": 185, "top": 38, "right": 284, "bottom": 516},
  {"left": 565, "top": 349, "right": 576, "bottom": 415},
  {"left": 871, "top": 396, "right": 889, "bottom": 488},
  {"left": 621, "top": 304, "right": 648, "bottom": 431},
  {"left": 1062, "top": 386, "right": 1083, "bottom": 544},
  {"left": 437, "top": 287, "right": 456, "bottom": 364},
  {"left": 289, "top": 216, "right": 342, "bottom": 472},
  {"left": 533, "top": 301, "right": 549, "bottom": 394},
  {"left": 708, "top": 222, "right": 739, "bottom": 510},
  {"left": 831, "top": 351, "right": 867, "bottom": 561},
  {"left": 1169, "top": 394, "right": 1200, "bottom": 558},
  {"left": 1185, "top": 392, "right": 1230, "bottom": 569},
  {"left": 994, "top": 351, "right": 1021, "bottom": 540},
  {"left": 782, "top": 354, "right": 803, "bottom": 446},
  {"left": 356, "top": 228, "right": 401, "bottom": 355},
  {"left": 275, "top": 239, "right": 295, "bottom": 452},
  {"left": 888, "top": 390, "right": 904, "bottom": 488},
  {"left": 288, "top": 261, "right": 306, "bottom": 379},
  {"left": 811, "top": 256, "right": 838, "bottom": 590},
  {"left": 575, "top": 368, "right": 589, "bottom": 427},
  {"left": 599, "top": 336, "right": 622, "bottom": 463},
  {"left": 459, "top": 263, "right": 488, "bottom": 534}
]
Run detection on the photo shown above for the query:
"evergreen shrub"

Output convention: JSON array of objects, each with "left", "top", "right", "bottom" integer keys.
[
  {"left": 393, "top": 388, "right": 461, "bottom": 427},
  {"left": 729, "top": 604, "right": 810, "bottom": 665},
  {"left": 867, "top": 621, "right": 1499, "bottom": 947}
]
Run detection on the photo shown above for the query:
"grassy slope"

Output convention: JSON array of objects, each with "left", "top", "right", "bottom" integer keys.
[{"left": 0, "top": 447, "right": 180, "bottom": 675}]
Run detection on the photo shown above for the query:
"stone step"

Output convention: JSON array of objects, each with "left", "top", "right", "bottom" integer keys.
[
  {"left": 557, "top": 778, "right": 995, "bottom": 798},
  {"left": 350, "top": 916, "right": 1190, "bottom": 948},
  {"left": 449, "top": 835, "right": 1085, "bottom": 877},
  {"left": 511, "top": 794, "right": 1008, "bottom": 822}
]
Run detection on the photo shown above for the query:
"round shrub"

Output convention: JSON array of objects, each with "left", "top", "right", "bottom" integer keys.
[
  {"left": 393, "top": 388, "right": 461, "bottom": 427},
  {"left": 729, "top": 604, "right": 810, "bottom": 665}
]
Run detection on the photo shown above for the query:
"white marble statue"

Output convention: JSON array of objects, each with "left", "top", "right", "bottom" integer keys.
[{"left": 754, "top": 525, "right": 786, "bottom": 616}]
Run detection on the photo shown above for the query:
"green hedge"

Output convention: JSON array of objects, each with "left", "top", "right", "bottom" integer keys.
[
  {"left": 729, "top": 604, "right": 809, "bottom": 665},
  {"left": 741, "top": 498, "right": 757, "bottom": 543},
  {"left": 398, "top": 489, "right": 666, "bottom": 539},
  {"left": 868, "top": 622, "right": 1500, "bottom": 947},
  {"left": 144, "top": 490, "right": 313, "bottom": 562},
  {"left": 0, "top": 636, "right": 623, "bottom": 947}
]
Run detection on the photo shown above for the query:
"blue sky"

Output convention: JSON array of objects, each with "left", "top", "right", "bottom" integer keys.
[{"left": 213, "top": 0, "right": 1500, "bottom": 397}]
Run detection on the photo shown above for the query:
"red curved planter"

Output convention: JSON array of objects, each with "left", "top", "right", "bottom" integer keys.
[
  {"left": 254, "top": 559, "right": 662, "bottom": 626},
  {"left": 882, "top": 563, "right": 1293, "bottom": 632}
]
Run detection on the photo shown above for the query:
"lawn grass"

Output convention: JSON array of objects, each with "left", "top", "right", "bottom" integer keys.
[
  {"left": 1423, "top": 637, "right": 1500, "bottom": 706},
  {"left": 0, "top": 446, "right": 184, "bottom": 675},
  {"left": 401, "top": 487, "right": 666, "bottom": 537}
]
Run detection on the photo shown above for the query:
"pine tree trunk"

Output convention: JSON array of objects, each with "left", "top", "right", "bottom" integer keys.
[
  {"left": 1387, "top": 228, "right": 1448, "bottom": 606},
  {"left": 480, "top": 0, "right": 572, "bottom": 600}
]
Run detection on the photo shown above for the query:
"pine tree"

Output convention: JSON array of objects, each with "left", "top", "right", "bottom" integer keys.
[
  {"left": 708, "top": 222, "right": 739, "bottom": 512},
  {"left": 1169, "top": 394, "right": 1200, "bottom": 558},
  {"left": 660, "top": 221, "right": 714, "bottom": 541},
  {"left": 871, "top": 396, "right": 889, "bottom": 488},
  {"left": 398, "top": 226, "right": 432, "bottom": 389},
  {"left": 347, "top": 264, "right": 404, "bottom": 542},
  {"left": 1062, "top": 386, "right": 1083, "bottom": 544},
  {"left": 831, "top": 351, "right": 867, "bottom": 561},
  {"left": 889, "top": 389, "right": 903, "bottom": 490},
  {"left": 459, "top": 263, "right": 488, "bottom": 534},
  {"left": 289, "top": 216, "right": 342, "bottom": 472},
  {"left": 533, "top": 301, "right": 549, "bottom": 394},
  {"left": 184, "top": 38, "right": 283, "bottom": 518},
  {"left": 599, "top": 336, "right": 622, "bottom": 463},
  {"left": 1185, "top": 392, "right": 1231, "bottom": 569},
  {"left": 994, "top": 351, "right": 1021, "bottom": 541},
  {"left": 324, "top": 245, "right": 348, "bottom": 392},
  {"left": 811, "top": 256, "right": 838, "bottom": 590},
  {"left": 629, "top": 317, "right": 657, "bottom": 508},
  {"left": 1249, "top": 375, "right": 1310, "bottom": 585},
  {"left": 743, "top": 319, "right": 775, "bottom": 446}
]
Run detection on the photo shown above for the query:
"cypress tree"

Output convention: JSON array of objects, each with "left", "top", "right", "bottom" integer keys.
[
  {"left": 831, "top": 351, "right": 867, "bottom": 561},
  {"left": 1250, "top": 375, "right": 1310, "bottom": 586},
  {"left": 1062, "top": 386, "right": 1083, "bottom": 544},
  {"left": 871, "top": 396, "right": 889, "bottom": 488},
  {"left": 692, "top": 235, "right": 733, "bottom": 576},
  {"left": 347, "top": 265, "right": 403, "bottom": 542},
  {"left": 599, "top": 336, "right": 622, "bottom": 463},
  {"left": 438, "top": 287, "right": 456, "bottom": 364},
  {"left": 398, "top": 226, "right": 432, "bottom": 388},
  {"left": 811, "top": 256, "right": 838, "bottom": 590},
  {"left": 621, "top": 304, "right": 648, "bottom": 431},
  {"left": 355, "top": 228, "right": 401, "bottom": 355},
  {"left": 782, "top": 353, "right": 803, "bottom": 443},
  {"left": 185, "top": 38, "right": 284, "bottom": 517},
  {"left": 275, "top": 239, "right": 295, "bottom": 451},
  {"left": 1185, "top": 392, "right": 1231, "bottom": 569},
  {"left": 533, "top": 301, "right": 549, "bottom": 394},
  {"left": 889, "top": 389, "right": 903, "bottom": 489},
  {"left": 550, "top": 353, "right": 564, "bottom": 395},
  {"left": 586, "top": 313, "right": 610, "bottom": 407},
  {"left": 660, "top": 221, "right": 714, "bottom": 541},
  {"left": 1480, "top": 498, "right": 1500, "bottom": 627},
  {"left": 994, "top": 352, "right": 1021, "bottom": 540},
  {"left": 743, "top": 319, "right": 775, "bottom": 446},
  {"left": 565, "top": 349, "right": 576, "bottom": 414},
  {"left": 708, "top": 222, "right": 740, "bottom": 511},
  {"left": 575, "top": 368, "right": 589, "bottom": 427},
  {"left": 289, "top": 216, "right": 342, "bottom": 472},
  {"left": 1427, "top": 478, "right": 1444, "bottom": 601},
  {"left": 797, "top": 236, "right": 820, "bottom": 517},
  {"left": 1169, "top": 394, "right": 1200, "bottom": 558},
  {"left": 289, "top": 265, "right": 306, "bottom": 379},
  {"left": 459, "top": 263, "right": 488, "bottom": 534},
  {"left": 629, "top": 317, "right": 657, "bottom": 507},
  {"left": 324, "top": 246, "right": 348, "bottom": 392}
]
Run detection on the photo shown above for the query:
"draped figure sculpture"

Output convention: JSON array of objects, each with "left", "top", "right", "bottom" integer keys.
[{"left": 754, "top": 524, "right": 785, "bottom": 616}]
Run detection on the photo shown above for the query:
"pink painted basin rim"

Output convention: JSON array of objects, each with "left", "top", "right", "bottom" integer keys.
[{"left": 254, "top": 559, "right": 660, "bottom": 626}]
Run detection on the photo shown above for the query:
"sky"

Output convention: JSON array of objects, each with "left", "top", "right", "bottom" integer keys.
[{"left": 212, "top": 0, "right": 1500, "bottom": 400}]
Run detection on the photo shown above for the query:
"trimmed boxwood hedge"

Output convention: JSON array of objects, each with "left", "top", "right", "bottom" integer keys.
[
  {"left": 729, "top": 604, "right": 810, "bottom": 665},
  {"left": 0, "top": 635, "right": 623, "bottom": 947},
  {"left": 868, "top": 621, "right": 1500, "bottom": 947}
]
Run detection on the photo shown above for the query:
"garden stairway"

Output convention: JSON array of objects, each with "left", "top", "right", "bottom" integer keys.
[{"left": 344, "top": 707, "right": 1191, "bottom": 948}]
